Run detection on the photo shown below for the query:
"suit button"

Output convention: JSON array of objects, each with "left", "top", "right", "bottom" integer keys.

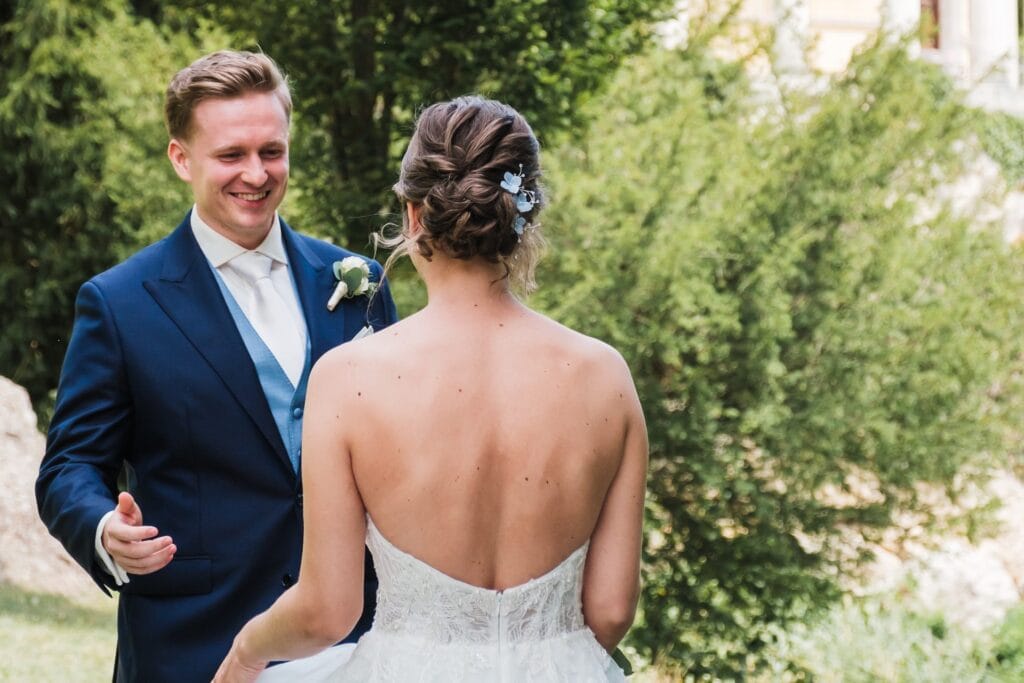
[
  {"left": 296, "top": 493, "right": 303, "bottom": 508},
  {"left": 282, "top": 573, "right": 296, "bottom": 588},
  {"left": 292, "top": 407, "right": 303, "bottom": 419}
]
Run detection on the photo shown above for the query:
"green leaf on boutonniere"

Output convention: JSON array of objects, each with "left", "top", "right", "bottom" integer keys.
[
  {"left": 611, "top": 647, "right": 633, "bottom": 675},
  {"left": 328, "top": 256, "right": 377, "bottom": 311}
]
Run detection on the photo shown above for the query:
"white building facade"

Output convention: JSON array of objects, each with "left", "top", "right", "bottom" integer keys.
[
  {"left": 676, "top": 1, "right": 1024, "bottom": 114},
  {"left": 670, "top": 1, "right": 1024, "bottom": 241}
]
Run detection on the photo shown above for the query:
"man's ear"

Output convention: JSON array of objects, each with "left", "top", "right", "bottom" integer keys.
[
  {"left": 167, "top": 138, "right": 192, "bottom": 182},
  {"left": 405, "top": 202, "right": 423, "bottom": 237}
]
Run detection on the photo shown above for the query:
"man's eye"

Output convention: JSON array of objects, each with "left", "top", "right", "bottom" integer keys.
[
  {"left": 220, "top": 153, "right": 242, "bottom": 160},
  {"left": 263, "top": 150, "right": 283, "bottom": 158}
]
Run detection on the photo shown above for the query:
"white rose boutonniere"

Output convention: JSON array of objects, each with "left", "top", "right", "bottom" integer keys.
[{"left": 327, "top": 256, "right": 378, "bottom": 311}]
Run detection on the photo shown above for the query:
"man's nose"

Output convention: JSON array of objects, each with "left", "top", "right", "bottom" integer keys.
[{"left": 240, "top": 154, "right": 268, "bottom": 186}]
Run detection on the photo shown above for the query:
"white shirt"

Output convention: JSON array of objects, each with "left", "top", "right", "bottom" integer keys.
[
  {"left": 95, "top": 208, "right": 308, "bottom": 585},
  {"left": 190, "top": 208, "right": 308, "bottom": 365}
]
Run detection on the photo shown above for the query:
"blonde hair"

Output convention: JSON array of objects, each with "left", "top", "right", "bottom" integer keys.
[{"left": 164, "top": 50, "right": 292, "bottom": 140}]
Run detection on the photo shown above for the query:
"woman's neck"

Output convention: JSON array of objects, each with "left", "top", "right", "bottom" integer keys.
[{"left": 418, "top": 253, "right": 521, "bottom": 314}]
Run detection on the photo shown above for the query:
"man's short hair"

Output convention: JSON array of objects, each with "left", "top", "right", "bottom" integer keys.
[{"left": 164, "top": 50, "right": 292, "bottom": 140}]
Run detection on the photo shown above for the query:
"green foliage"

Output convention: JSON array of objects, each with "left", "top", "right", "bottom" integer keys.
[
  {"left": 760, "top": 595, "right": 1024, "bottom": 682},
  {"left": 991, "top": 603, "right": 1024, "bottom": 675},
  {"left": 161, "top": 0, "right": 675, "bottom": 248},
  {"left": 535, "top": 32, "right": 1024, "bottom": 677},
  {"left": 0, "top": 0, "right": 215, "bottom": 415},
  {"left": 979, "top": 111, "right": 1024, "bottom": 184}
]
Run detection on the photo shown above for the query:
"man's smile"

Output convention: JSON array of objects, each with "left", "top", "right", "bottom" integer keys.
[{"left": 230, "top": 190, "right": 271, "bottom": 202}]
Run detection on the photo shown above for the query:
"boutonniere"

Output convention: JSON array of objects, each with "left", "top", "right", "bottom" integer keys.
[{"left": 327, "top": 256, "right": 377, "bottom": 311}]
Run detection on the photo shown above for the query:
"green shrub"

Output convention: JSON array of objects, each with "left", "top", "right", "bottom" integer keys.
[
  {"left": 535, "top": 29, "right": 1024, "bottom": 677},
  {"left": 978, "top": 111, "right": 1024, "bottom": 184},
  {"left": 990, "top": 603, "right": 1024, "bottom": 676}
]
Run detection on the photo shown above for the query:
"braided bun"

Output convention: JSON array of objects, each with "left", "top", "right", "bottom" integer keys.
[{"left": 391, "top": 96, "right": 545, "bottom": 293}]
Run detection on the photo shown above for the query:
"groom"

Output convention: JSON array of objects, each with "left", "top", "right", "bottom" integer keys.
[{"left": 35, "top": 50, "right": 396, "bottom": 682}]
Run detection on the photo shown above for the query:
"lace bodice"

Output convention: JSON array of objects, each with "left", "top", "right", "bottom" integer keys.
[
  {"left": 367, "top": 516, "right": 590, "bottom": 644},
  {"left": 256, "top": 517, "right": 623, "bottom": 681}
]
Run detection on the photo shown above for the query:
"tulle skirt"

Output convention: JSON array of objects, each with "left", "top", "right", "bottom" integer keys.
[{"left": 255, "top": 628, "right": 625, "bottom": 682}]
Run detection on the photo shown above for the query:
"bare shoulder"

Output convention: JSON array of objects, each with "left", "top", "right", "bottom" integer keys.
[
  {"left": 531, "top": 311, "right": 627, "bottom": 370},
  {"left": 529, "top": 311, "right": 640, "bottom": 408},
  {"left": 310, "top": 313, "right": 425, "bottom": 396}
]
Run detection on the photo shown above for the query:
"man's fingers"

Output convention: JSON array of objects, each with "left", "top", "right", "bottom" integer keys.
[
  {"left": 127, "top": 542, "right": 176, "bottom": 573},
  {"left": 118, "top": 544, "right": 176, "bottom": 574},
  {"left": 106, "top": 522, "right": 160, "bottom": 543},
  {"left": 110, "top": 541, "right": 177, "bottom": 574},
  {"left": 107, "top": 534, "right": 173, "bottom": 560}
]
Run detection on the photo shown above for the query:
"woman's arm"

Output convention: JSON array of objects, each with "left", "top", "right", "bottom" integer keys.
[
  {"left": 214, "top": 352, "right": 368, "bottom": 682},
  {"left": 581, "top": 353, "right": 648, "bottom": 652}
]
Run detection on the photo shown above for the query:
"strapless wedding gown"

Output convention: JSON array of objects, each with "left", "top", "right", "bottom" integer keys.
[{"left": 256, "top": 517, "right": 624, "bottom": 681}]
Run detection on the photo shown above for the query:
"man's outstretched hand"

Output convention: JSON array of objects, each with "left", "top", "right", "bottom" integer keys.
[{"left": 102, "top": 492, "right": 176, "bottom": 575}]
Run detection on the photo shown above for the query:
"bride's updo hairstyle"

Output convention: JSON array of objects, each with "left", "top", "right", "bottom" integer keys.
[{"left": 389, "top": 96, "right": 546, "bottom": 294}]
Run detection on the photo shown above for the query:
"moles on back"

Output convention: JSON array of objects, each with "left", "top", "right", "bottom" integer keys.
[{"left": 326, "top": 301, "right": 637, "bottom": 591}]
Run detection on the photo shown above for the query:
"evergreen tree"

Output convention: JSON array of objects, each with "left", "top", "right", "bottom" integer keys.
[{"left": 0, "top": 0, "right": 209, "bottom": 416}]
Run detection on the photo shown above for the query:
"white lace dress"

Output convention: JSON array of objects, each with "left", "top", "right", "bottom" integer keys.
[{"left": 256, "top": 517, "right": 624, "bottom": 681}]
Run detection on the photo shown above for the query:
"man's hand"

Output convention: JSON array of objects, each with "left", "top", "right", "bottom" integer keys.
[{"left": 101, "top": 492, "right": 175, "bottom": 575}]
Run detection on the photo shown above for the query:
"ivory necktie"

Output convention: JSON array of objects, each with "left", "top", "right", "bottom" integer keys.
[{"left": 229, "top": 251, "right": 305, "bottom": 386}]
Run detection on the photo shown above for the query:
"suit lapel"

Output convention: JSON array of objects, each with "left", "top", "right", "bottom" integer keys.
[
  {"left": 143, "top": 216, "right": 291, "bottom": 471},
  {"left": 281, "top": 219, "right": 348, "bottom": 364}
]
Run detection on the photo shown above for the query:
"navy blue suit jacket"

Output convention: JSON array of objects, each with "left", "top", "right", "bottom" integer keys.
[{"left": 36, "top": 214, "right": 398, "bottom": 682}]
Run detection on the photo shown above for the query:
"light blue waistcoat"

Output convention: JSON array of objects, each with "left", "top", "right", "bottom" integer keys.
[{"left": 211, "top": 267, "right": 311, "bottom": 473}]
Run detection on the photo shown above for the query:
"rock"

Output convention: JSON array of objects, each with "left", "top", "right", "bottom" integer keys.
[
  {"left": 908, "top": 539, "right": 1020, "bottom": 631},
  {"left": 861, "top": 471, "right": 1024, "bottom": 631},
  {"left": 0, "top": 376, "right": 96, "bottom": 598}
]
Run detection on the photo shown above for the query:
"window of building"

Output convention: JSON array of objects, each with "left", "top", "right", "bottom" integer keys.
[
  {"left": 1019, "top": 0, "right": 1024, "bottom": 43},
  {"left": 921, "top": 0, "right": 940, "bottom": 48}
]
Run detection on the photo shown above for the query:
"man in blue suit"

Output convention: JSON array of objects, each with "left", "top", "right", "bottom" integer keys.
[{"left": 35, "top": 50, "right": 397, "bottom": 682}]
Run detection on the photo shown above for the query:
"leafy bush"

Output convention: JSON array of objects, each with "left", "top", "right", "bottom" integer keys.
[
  {"left": 535, "top": 29, "right": 1024, "bottom": 677},
  {"left": 990, "top": 603, "right": 1024, "bottom": 677},
  {"left": 978, "top": 111, "right": 1024, "bottom": 184}
]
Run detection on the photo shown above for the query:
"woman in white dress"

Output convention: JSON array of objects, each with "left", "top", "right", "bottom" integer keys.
[{"left": 214, "top": 96, "right": 648, "bottom": 682}]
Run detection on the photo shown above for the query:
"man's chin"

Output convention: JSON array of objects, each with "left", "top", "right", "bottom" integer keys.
[{"left": 229, "top": 208, "right": 280, "bottom": 230}]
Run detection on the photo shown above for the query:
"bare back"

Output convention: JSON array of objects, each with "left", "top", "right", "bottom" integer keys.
[{"left": 328, "top": 300, "right": 640, "bottom": 590}]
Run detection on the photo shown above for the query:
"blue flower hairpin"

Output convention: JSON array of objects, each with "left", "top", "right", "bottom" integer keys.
[
  {"left": 501, "top": 164, "right": 536, "bottom": 237},
  {"left": 500, "top": 169, "right": 523, "bottom": 194},
  {"left": 516, "top": 192, "right": 535, "bottom": 213}
]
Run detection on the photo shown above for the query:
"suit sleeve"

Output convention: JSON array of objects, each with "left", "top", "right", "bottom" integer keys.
[
  {"left": 368, "top": 261, "right": 399, "bottom": 329},
  {"left": 36, "top": 280, "right": 132, "bottom": 593}
]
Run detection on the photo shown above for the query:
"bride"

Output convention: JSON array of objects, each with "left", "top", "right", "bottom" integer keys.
[{"left": 214, "top": 96, "right": 648, "bottom": 682}]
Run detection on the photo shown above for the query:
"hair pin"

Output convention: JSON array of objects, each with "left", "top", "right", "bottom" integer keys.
[{"left": 501, "top": 164, "right": 535, "bottom": 237}]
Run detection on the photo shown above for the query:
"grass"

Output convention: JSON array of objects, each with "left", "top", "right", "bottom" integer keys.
[{"left": 0, "top": 582, "right": 117, "bottom": 682}]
